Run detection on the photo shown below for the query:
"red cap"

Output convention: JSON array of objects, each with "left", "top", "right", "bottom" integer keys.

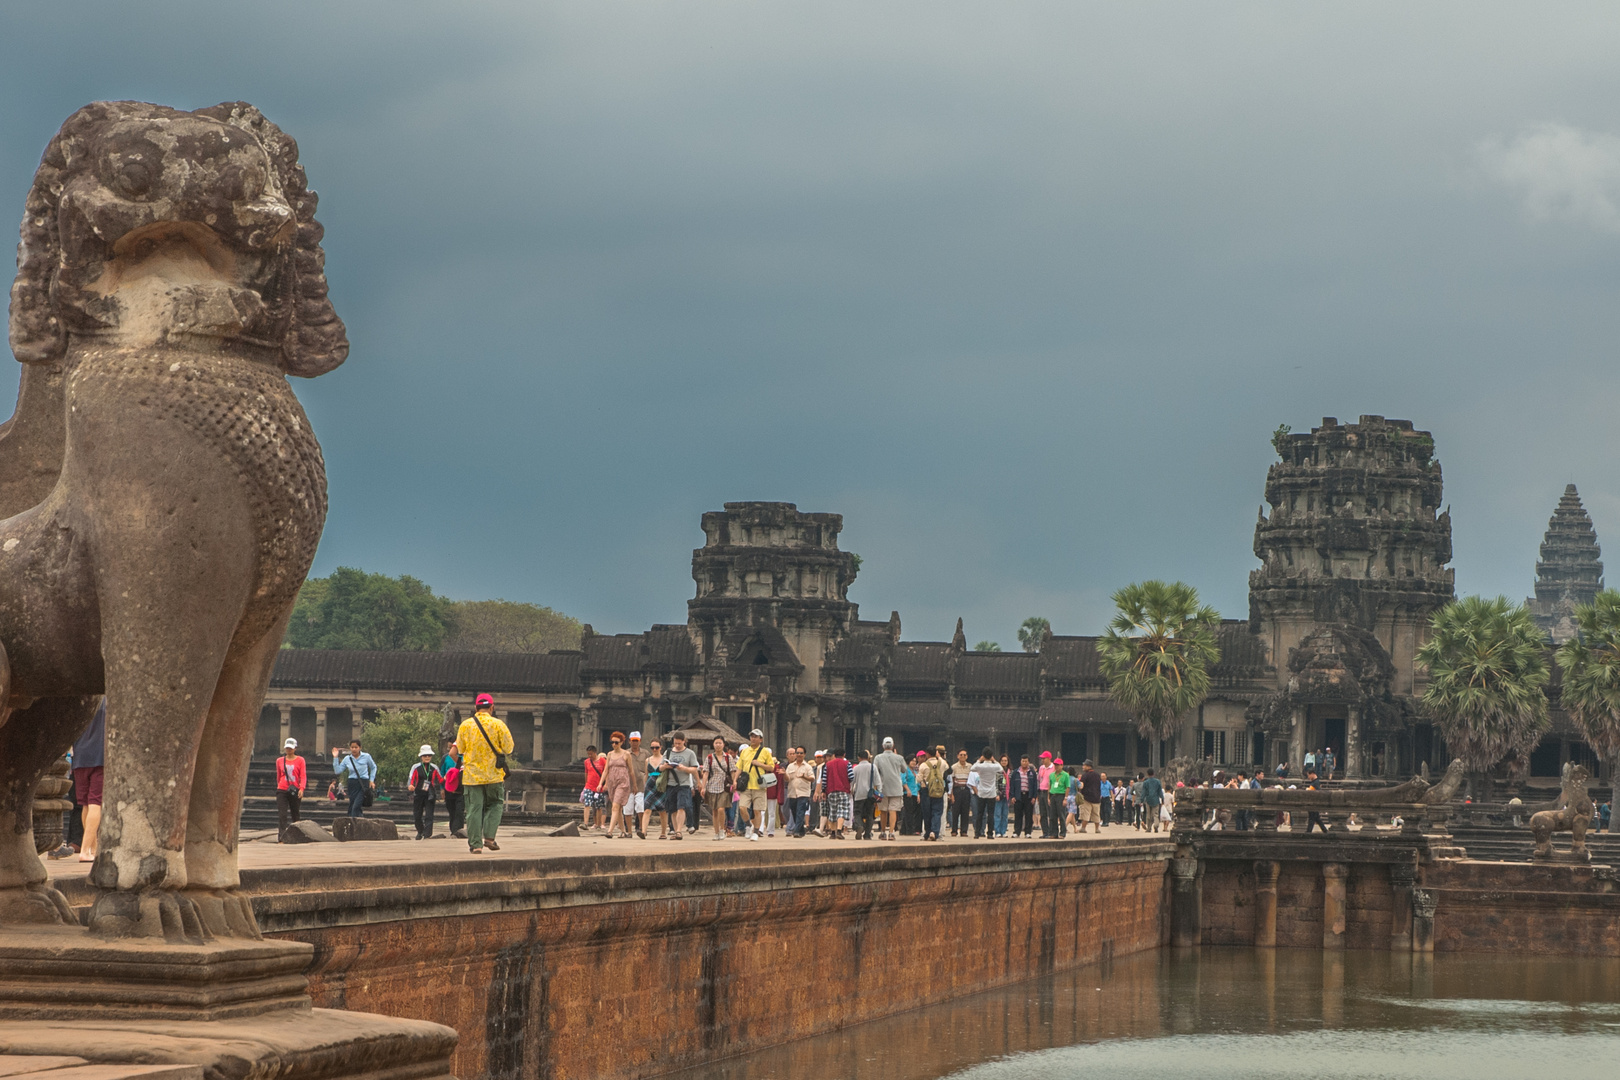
[
  {"left": 1039, "top": 751, "right": 1053, "bottom": 759},
  {"left": 1054, "top": 758, "right": 1064, "bottom": 766},
  {"left": 475, "top": 693, "right": 493, "bottom": 708}
]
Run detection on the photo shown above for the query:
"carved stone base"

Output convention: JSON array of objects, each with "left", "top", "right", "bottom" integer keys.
[
  {"left": 1532, "top": 847, "right": 1593, "bottom": 864},
  {"left": 0, "top": 927, "right": 456, "bottom": 1080},
  {"left": 0, "top": 1011, "right": 455, "bottom": 1080},
  {"left": 0, "top": 926, "right": 310, "bottom": 1022}
]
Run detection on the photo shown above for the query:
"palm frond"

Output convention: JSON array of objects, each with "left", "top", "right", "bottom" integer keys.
[{"left": 1099, "top": 580, "right": 1221, "bottom": 742}]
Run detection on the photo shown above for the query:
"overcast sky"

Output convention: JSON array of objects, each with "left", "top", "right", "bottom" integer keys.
[{"left": 4, "top": 3, "right": 1620, "bottom": 645}]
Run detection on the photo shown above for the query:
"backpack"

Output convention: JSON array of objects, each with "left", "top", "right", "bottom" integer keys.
[{"left": 924, "top": 760, "right": 946, "bottom": 798}]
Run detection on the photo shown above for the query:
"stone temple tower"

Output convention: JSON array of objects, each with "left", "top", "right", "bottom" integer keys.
[
  {"left": 1251, "top": 416, "right": 1454, "bottom": 692},
  {"left": 1527, "top": 484, "right": 1604, "bottom": 643},
  {"left": 1248, "top": 417, "right": 1455, "bottom": 776},
  {"left": 688, "top": 503, "right": 860, "bottom": 740}
]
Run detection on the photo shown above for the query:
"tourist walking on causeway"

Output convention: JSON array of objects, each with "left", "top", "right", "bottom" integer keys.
[
  {"left": 703, "top": 736, "right": 733, "bottom": 839},
  {"left": 1077, "top": 760, "right": 1103, "bottom": 834},
  {"left": 1009, "top": 755, "right": 1038, "bottom": 837},
  {"left": 971, "top": 750, "right": 1003, "bottom": 839},
  {"left": 626, "top": 732, "right": 650, "bottom": 839},
  {"left": 332, "top": 739, "right": 377, "bottom": 818},
  {"left": 602, "top": 732, "right": 635, "bottom": 838},
  {"left": 819, "top": 747, "right": 853, "bottom": 838},
  {"left": 1046, "top": 759, "right": 1071, "bottom": 838},
  {"left": 996, "top": 754, "right": 1012, "bottom": 837},
  {"left": 1037, "top": 751, "right": 1056, "bottom": 838},
  {"left": 948, "top": 749, "right": 974, "bottom": 837},
  {"left": 275, "top": 737, "right": 306, "bottom": 843},
  {"left": 457, "top": 693, "right": 514, "bottom": 853},
  {"left": 852, "top": 750, "right": 877, "bottom": 840},
  {"left": 769, "top": 753, "right": 786, "bottom": 837},
  {"left": 784, "top": 746, "right": 815, "bottom": 837},
  {"left": 1098, "top": 772, "right": 1113, "bottom": 827},
  {"left": 735, "top": 730, "right": 776, "bottom": 840},
  {"left": 874, "top": 738, "right": 907, "bottom": 841},
  {"left": 901, "top": 752, "right": 922, "bottom": 835},
  {"left": 579, "top": 744, "right": 605, "bottom": 832},
  {"left": 443, "top": 742, "right": 466, "bottom": 838},
  {"left": 917, "top": 746, "right": 947, "bottom": 841},
  {"left": 643, "top": 740, "right": 670, "bottom": 839},
  {"left": 1140, "top": 768, "right": 1164, "bottom": 833},
  {"left": 408, "top": 745, "right": 443, "bottom": 840},
  {"left": 664, "top": 732, "right": 700, "bottom": 840}
]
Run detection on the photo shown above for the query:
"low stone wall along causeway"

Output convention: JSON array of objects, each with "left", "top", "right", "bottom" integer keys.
[{"left": 83, "top": 839, "right": 1170, "bottom": 1080}]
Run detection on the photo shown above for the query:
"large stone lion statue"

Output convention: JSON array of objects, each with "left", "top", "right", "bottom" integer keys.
[
  {"left": 1529, "top": 763, "right": 1594, "bottom": 861},
  {"left": 1, "top": 100, "right": 344, "bottom": 939}
]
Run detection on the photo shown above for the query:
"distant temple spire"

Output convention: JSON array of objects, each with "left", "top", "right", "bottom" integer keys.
[{"left": 1528, "top": 484, "right": 1604, "bottom": 643}]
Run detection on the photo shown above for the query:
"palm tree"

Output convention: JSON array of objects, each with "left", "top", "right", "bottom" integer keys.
[
  {"left": 1017, "top": 617, "right": 1050, "bottom": 653},
  {"left": 974, "top": 640, "right": 1002, "bottom": 652},
  {"left": 1556, "top": 590, "right": 1620, "bottom": 830},
  {"left": 1416, "top": 596, "right": 1549, "bottom": 801},
  {"left": 1097, "top": 581, "right": 1221, "bottom": 758}
]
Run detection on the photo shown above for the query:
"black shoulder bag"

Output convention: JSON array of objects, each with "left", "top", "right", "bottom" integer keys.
[{"left": 473, "top": 714, "right": 508, "bottom": 774}]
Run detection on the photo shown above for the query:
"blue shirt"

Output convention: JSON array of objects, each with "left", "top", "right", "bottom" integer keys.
[
  {"left": 72, "top": 699, "right": 106, "bottom": 769},
  {"left": 1099, "top": 780, "right": 1113, "bottom": 799},
  {"left": 335, "top": 751, "right": 377, "bottom": 782}
]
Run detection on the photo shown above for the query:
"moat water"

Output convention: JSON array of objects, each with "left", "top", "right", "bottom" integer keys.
[{"left": 678, "top": 948, "right": 1620, "bottom": 1080}]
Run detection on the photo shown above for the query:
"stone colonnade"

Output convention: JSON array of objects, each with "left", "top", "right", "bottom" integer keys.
[{"left": 1171, "top": 856, "right": 1437, "bottom": 953}]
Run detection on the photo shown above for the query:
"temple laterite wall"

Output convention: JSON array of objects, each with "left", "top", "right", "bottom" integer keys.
[{"left": 194, "top": 841, "right": 1169, "bottom": 1080}]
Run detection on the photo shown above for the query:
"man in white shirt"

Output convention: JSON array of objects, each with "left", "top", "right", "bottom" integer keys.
[{"left": 969, "top": 751, "right": 1004, "bottom": 839}]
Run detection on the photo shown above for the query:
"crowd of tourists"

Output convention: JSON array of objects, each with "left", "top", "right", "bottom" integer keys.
[
  {"left": 578, "top": 727, "right": 1174, "bottom": 841},
  {"left": 273, "top": 693, "right": 517, "bottom": 852}
]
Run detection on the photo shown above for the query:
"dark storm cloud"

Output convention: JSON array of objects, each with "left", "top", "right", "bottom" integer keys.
[{"left": 5, "top": 2, "right": 1620, "bottom": 645}]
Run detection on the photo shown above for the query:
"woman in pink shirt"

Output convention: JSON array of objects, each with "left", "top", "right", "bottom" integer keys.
[{"left": 275, "top": 738, "right": 307, "bottom": 844}]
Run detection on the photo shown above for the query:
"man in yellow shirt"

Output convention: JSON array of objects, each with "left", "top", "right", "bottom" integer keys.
[
  {"left": 734, "top": 729, "right": 775, "bottom": 841},
  {"left": 456, "top": 693, "right": 514, "bottom": 853}
]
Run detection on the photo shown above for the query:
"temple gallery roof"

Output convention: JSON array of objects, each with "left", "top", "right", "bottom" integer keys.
[{"left": 270, "top": 648, "right": 582, "bottom": 693}]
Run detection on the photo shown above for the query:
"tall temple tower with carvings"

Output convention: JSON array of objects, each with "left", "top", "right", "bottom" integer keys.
[
  {"left": 1248, "top": 416, "right": 1455, "bottom": 776},
  {"left": 687, "top": 502, "right": 864, "bottom": 741},
  {"left": 1527, "top": 484, "right": 1604, "bottom": 644}
]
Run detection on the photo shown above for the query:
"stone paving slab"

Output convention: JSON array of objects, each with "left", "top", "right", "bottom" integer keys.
[{"left": 48, "top": 824, "right": 1173, "bottom": 879}]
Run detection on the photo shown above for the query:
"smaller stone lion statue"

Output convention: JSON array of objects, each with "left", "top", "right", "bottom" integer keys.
[{"left": 1529, "top": 764, "right": 1593, "bottom": 861}]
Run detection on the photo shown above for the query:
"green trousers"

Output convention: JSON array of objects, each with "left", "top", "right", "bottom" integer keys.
[{"left": 465, "top": 782, "right": 505, "bottom": 849}]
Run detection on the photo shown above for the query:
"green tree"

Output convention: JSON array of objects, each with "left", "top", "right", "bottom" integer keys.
[
  {"left": 284, "top": 568, "right": 454, "bottom": 651},
  {"left": 1271, "top": 423, "right": 1291, "bottom": 456},
  {"left": 363, "top": 708, "right": 448, "bottom": 788},
  {"left": 1556, "top": 590, "right": 1620, "bottom": 829},
  {"left": 1098, "top": 581, "right": 1220, "bottom": 754},
  {"left": 1417, "top": 596, "right": 1549, "bottom": 799},
  {"left": 444, "top": 599, "right": 583, "bottom": 652},
  {"left": 1017, "top": 616, "right": 1051, "bottom": 653},
  {"left": 973, "top": 641, "right": 1002, "bottom": 652}
]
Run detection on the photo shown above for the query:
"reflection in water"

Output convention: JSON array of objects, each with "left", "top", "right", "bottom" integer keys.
[{"left": 673, "top": 949, "right": 1620, "bottom": 1080}]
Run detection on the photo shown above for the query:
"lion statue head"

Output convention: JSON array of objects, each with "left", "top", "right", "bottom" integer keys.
[{"left": 9, "top": 100, "right": 346, "bottom": 377}]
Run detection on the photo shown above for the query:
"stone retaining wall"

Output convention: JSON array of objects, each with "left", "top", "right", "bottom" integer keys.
[
  {"left": 1195, "top": 856, "right": 1620, "bottom": 955},
  {"left": 1426, "top": 860, "right": 1620, "bottom": 956},
  {"left": 189, "top": 840, "right": 1171, "bottom": 1080}
]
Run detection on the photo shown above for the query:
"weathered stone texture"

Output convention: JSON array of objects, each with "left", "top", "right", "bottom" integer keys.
[
  {"left": 266, "top": 843, "right": 1171, "bottom": 1080},
  {"left": 1, "top": 100, "right": 344, "bottom": 939},
  {"left": 1427, "top": 860, "right": 1620, "bottom": 956},
  {"left": 330, "top": 818, "right": 398, "bottom": 843}
]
